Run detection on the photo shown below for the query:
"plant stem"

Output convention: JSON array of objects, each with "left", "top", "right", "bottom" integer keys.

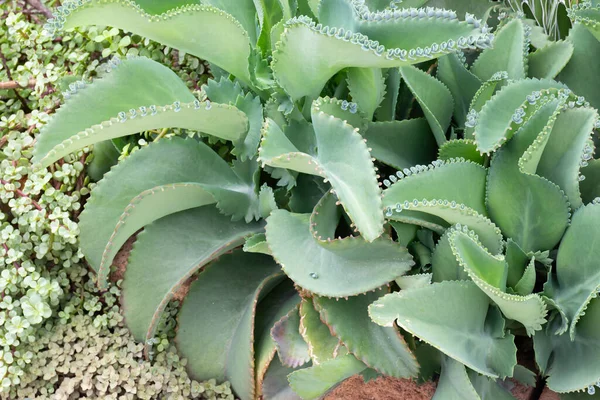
[
  {"left": 24, "top": 0, "right": 54, "bottom": 19},
  {"left": 153, "top": 128, "right": 169, "bottom": 142},
  {"left": 0, "top": 179, "right": 43, "bottom": 210},
  {"left": 0, "top": 79, "right": 36, "bottom": 90}
]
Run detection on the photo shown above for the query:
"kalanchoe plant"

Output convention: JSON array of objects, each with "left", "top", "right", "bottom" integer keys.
[{"left": 31, "top": 0, "right": 600, "bottom": 398}]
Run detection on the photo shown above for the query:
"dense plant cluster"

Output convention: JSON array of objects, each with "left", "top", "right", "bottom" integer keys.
[
  {"left": 0, "top": 3, "right": 233, "bottom": 398},
  {"left": 9, "top": 0, "right": 600, "bottom": 399}
]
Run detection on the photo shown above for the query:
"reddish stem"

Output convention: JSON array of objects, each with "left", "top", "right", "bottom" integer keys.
[{"left": 0, "top": 179, "right": 43, "bottom": 211}]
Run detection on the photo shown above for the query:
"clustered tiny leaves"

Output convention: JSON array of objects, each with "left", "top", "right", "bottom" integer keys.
[
  {"left": 21, "top": 0, "right": 600, "bottom": 399},
  {"left": 0, "top": 3, "right": 235, "bottom": 397}
]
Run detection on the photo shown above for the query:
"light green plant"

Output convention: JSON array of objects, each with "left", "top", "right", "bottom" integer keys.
[
  {"left": 32, "top": 0, "right": 600, "bottom": 399},
  {"left": 0, "top": 4, "right": 233, "bottom": 395}
]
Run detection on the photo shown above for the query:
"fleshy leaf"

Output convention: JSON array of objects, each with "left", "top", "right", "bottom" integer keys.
[
  {"left": 395, "top": 273, "right": 432, "bottom": 290},
  {"left": 271, "top": 306, "right": 311, "bottom": 368},
  {"left": 254, "top": 282, "right": 301, "bottom": 395},
  {"left": 45, "top": 1, "right": 253, "bottom": 84},
  {"left": 436, "top": 52, "right": 481, "bottom": 128},
  {"left": 449, "top": 229, "right": 547, "bottom": 336},
  {"left": 34, "top": 57, "right": 247, "bottom": 166},
  {"left": 80, "top": 138, "right": 263, "bottom": 288},
  {"left": 438, "top": 139, "right": 485, "bottom": 165},
  {"left": 433, "top": 356, "right": 480, "bottom": 400},
  {"left": 463, "top": 72, "right": 508, "bottom": 140},
  {"left": 122, "top": 206, "right": 263, "bottom": 346},
  {"left": 558, "top": 22, "right": 600, "bottom": 110},
  {"left": 272, "top": 12, "right": 493, "bottom": 100},
  {"left": 299, "top": 298, "right": 345, "bottom": 364},
  {"left": 471, "top": 18, "right": 527, "bottom": 81},
  {"left": 362, "top": 119, "right": 437, "bottom": 170},
  {"left": 313, "top": 288, "right": 419, "bottom": 378},
  {"left": 383, "top": 159, "right": 488, "bottom": 217},
  {"left": 399, "top": 65, "right": 454, "bottom": 145},
  {"left": 261, "top": 357, "right": 303, "bottom": 400},
  {"left": 528, "top": 40, "right": 574, "bottom": 79},
  {"left": 472, "top": 78, "right": 566, "bottom": 154},
  {"left": 534, "top": 107, "right": 597, "bottom": 209},
  {"left": 486, "top": 97, "right": 570, "bottom": 252},
  {"left": 568, "top": 3, "right": 600, "bottom": 42},
  {"left": 176, "top": 252, "right": 284, "bottom": 400},
  {"left": 434, "top": 356, "right": 515, "bottom": 400},
  {"left": 347, "top": 67, "right": 386, "bottom": 119},
  {"left": 545, "top": 204, "right": 600, "bottom": 339},
  {"left": 265, "top": 209, "right": 413, "bottom": 297},
  {"left": 259, "top": 101, "right": 384, "bottom": 241},
  {"left": 288, "top": 354, "right": 367, "bottom": 400},
  {"left": 534, "top": 298, "right": 600, "bottom": 393},
  {"left": 369, "top": 281, "right": 517, "bottom": 378},
  {"left": 375, "top": 68, "right": 401, "bottom": 121}
]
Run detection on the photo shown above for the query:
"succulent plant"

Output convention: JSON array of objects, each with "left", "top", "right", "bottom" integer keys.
[{"left": 32, "top": 0, "right": 600, "bottom": 399}]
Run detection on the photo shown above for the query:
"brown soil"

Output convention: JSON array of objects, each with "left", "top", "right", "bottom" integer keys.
[
  {"left": 110, "top": 235, "right": 137, "bottom": 282},
  {"left": 326, "top": 376, "right": 536, "bottom": 400},
  {"left": 325, "top": 376, "right": 436, "bottom": 400}
]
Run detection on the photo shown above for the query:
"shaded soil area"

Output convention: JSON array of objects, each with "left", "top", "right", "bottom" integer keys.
[
  {"left": 325, "top": 375, "right": 554, "bottom": 400},
  {"left": 325, "top": 376, "right": 436, "bottom": 400}
]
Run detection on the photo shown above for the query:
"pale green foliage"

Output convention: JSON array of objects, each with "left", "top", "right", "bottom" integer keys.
[
  {"left": 27, "top": 0, "right": 600, "bottom": 399},
  {"left": 0, "top": 4, "right": 234, "bottom": 396}
]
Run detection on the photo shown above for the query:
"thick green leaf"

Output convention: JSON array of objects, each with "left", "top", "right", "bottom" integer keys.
[
  {"left": 369, "top": 281, "right": 517, "bottom": 378},
  {"left": 299, "top": 298, "right": 344, "bottom": 364},
  {"left": 559, "top": 23, "right": 600, "bottom": 111},
  {"left": 288, "top": 354, "right": 367, "bottom": 400},
  {"left": 568, "top": 3, "right": 600, "bottom": 42},
  {"left": 449, "top": 229, "right": 547, "bottom": 336},
  {"left": 535, "top": 107, "right": 597, "bottom": 209},
  {"left": 176, "top": 252, "right": 283, "bottom": 400},
  {"left": 437, "top": 53, "right": 481, "bottom": 128},
  {"left": 433, "top": 356, "right": 480, "bottom": 400},
  {"left": 396, "top": 273, "right": 432, "bottom": 290},
  {"left": 581, "top": 159, "right": 600, "bottom": 204},
  {"left": 34, "top": 57, "right": 247, "bottom": 166},
  {"left": 243, "top": 232, "right": 272, "bottom": 255},
  {"left": 80, "top": 138, "right": 262, "bottom": 288},
  {"left": 464, "top": 72, "right": 508, "bottom": 140},
  {"left": 528, "top": 40, "right": 574, "bottom": 79},
  {"left": 46, "top": 1, "right": 253, "bottom": 84},
  {"left": 313, "top": 288, "right": 419, "bottom": 378},
  {"left": 272, "top": 13, "right": 492, "bottom": 99},
  {"left": 473, "top": 78, "right": 565, "bottom": 154},
  {"left": 438, "top": 139, "right": 485, "bottom": 165},
  {"left": 471, "top": 18, "right": 527, "bottom": 81},
  {"left": 121, "top": 206, "right": 263, "bottom": 343},
  {"left": 486, "top": 99, "right": 570, "bottom": 252},
  {"left": 200, "top": 0, "right": 259, "bottom": 46},
  {"left": 265, "top": 209, "right": 413, "bottom": 297},
  {"left": 400, "top": 65, "right": 453, "bottom": 145},
  {"left": 534, "top": 298, "right": 600, "bottom": 393},
  {"left": 375, "top": 68, "right": 401, "bottom": 121},
  {"left": 363, "top": 119, "right": 437, "bottom": 170},
  {"left": 254, "top": 281, "right": 300, "bottom": 395},
  {"left": 434, "top": 356, "right": 515, "bottom": 400},
  {"left": 261, "top": 357, "right": 303, "bottom": 400},
  {"left": 545, "top": 204, "right": 600, "bottom": 339},
  {"left": 383, "top": 159, "right": 488, "bottom": 216},
  {"left": 514, "top": 258, "right": 536, "bottom": 296},
  {"left": 259, "top": 102, "right": 384, "bottom": 241},
  {"left": 86, "top": 140, "right": 120, "bottom": 182},
  {"left": 347, "top": 67, "right": 386, "bottom": 120},
  {"left": 271, "top": 306, "right": 311, "bottom": 368}
]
